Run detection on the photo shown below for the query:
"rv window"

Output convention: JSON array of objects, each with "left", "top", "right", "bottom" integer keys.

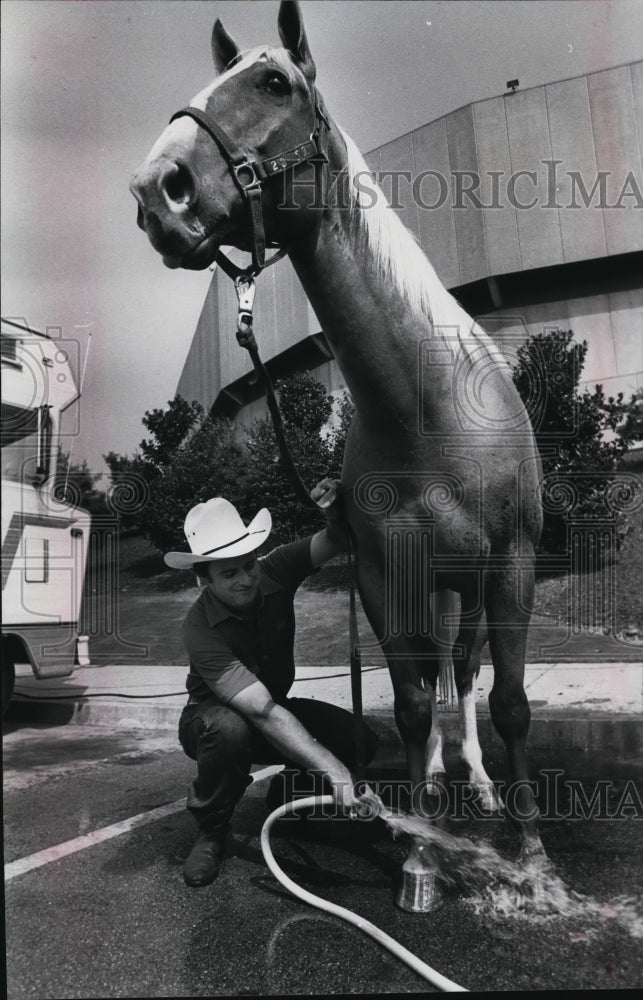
[
  {"left": 0, "top": 335, "right": 20, "bottom": 363},
  {"left": 24, "top": 537, "right": 50, "bottom": 583},
  {"left": 1, "top": 404, "right": 40, "bottom": 483}
]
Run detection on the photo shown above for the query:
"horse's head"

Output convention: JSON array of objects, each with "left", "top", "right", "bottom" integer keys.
[{"left": 129, "top": 0, "right": 327, "bottom": 272}]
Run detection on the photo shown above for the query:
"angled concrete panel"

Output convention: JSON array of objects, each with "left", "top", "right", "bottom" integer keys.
[
  {"left": 176, "top": 273, "right": 224, "bottom": 411},
  {"left": 504, "top": 87, "right": 564, "bottom": 270},
  {"left": 588, "top": 66, "right": 643, "bottom": 256},
  {"left": 412, "top": 118, "right": 461, "bottom": 287},
  {"left": 446, "top": 104, "right": 488, "bottom": 285},
  {"left": 473, "top": 96, "right": 522, "bottom": 277},
  {"left": 609, "top": 287, "right": 643, "bottom": 389},
  {"left": 632, "top": 61, "right": 643, "bottom": 157},
  {"left": 378, "top": 133, "right": 420, "bottom": 240},
  {"left": 546, "top": 76, "right": 607, "bottom": 262}
]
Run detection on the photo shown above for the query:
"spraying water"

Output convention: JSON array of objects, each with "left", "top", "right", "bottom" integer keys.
[{"left": 379, "top": 807, "right": 643, "bottom": 940}]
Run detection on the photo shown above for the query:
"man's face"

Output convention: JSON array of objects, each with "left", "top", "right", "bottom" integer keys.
[{"left": 204, "top": 553, "right": 260, "bottom": 611}]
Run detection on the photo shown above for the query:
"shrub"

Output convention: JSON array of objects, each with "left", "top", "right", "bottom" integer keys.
[
  {"left": 244, "top": 373, "right": 339, "bottom": 543},
  {"left": 141, "top": 416, "right": 251, "bottom": 553},
  {"left": 107, "top": 375, "right": 354, "bottom": 554},
  {"left": 54, "top": 449, "right": 109, "bottom": 516},
  {"left": 511, "top": 329, "right": 630, "bottom": 555},
  {"left": 617, "top": 387, "right": 643, "bottom": 448}
]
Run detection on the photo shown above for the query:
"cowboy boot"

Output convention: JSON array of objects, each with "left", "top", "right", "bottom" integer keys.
[{"left": 183, "top": 826, "right": 229, "bottom": 887}]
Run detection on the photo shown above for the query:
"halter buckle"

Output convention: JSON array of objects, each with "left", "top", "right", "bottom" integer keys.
[{"left": 233, "top": 160, "right": 262, "bottom": 191}]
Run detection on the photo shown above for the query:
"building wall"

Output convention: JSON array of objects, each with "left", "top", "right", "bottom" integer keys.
[
  {"left": 176, "top": 62, "right": 643, "bottom": 416},
  {"left": 375, "top": 61, "right": 642, "bottom": 287},
  {"left": 224, "top": 288, "right": 642, "bottom": 432},
  {"left": 176, "top": 257, "right": 318, "bottom": 412}
]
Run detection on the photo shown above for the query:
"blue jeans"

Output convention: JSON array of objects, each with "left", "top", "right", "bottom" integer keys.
[{"left": 178, "top": 695, "right": 378, "bottom": 832}]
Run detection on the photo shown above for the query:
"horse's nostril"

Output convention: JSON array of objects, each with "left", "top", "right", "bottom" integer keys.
[
  {"left": 163, "top": 162, "right": 196, "bottom": 208},
  {"left": 136, "top": 205, "right": 145, "bottom": 230}
]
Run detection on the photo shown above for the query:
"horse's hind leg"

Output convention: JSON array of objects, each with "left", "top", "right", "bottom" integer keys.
[
  {"left": 485, "top": 552, "right": 545, "bottom": 859},
  {"left": 442, "top": 587, "right": 503, "bottom": 813},
  {"left": 423, "top": 591, "right": 453, "bottom": 794}
]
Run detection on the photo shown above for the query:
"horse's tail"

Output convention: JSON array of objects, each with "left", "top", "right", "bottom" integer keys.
[
  {"left": 438, "top": 655, "right": 457, "bottom": 709},
  {"left": 435, "top": 589, "right": 459, "bottom": 710}
]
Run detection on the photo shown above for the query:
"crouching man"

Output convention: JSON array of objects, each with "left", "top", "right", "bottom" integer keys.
[{"left": 164, "top": 482, "right": 377, "bottom": 887}]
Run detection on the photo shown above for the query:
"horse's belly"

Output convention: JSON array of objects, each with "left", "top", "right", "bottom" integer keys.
[{"left": 342, "top": 424, "right": 540, "bottom": 555}]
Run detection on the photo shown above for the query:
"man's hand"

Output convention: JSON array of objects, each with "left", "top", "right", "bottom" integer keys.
[
  {"left": 311, "top": 477, "right": 341, "bottom": 510},
  {"left": 326, "top": 762, "right": 360, "bottom": 813},
  {"left": 310, "top": 478, "right": 346, "bottom": 564}
]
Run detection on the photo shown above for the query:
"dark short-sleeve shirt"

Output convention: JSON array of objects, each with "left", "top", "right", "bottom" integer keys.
[{"left": 182, "top": 537, "right": 314, "bottom": 705}]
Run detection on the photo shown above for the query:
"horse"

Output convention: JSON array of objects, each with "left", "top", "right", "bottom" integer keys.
[{"left": 130, "top": 0, "right": 545, "bottom": 873}]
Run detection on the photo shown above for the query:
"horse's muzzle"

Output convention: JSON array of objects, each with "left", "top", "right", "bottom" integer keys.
[{"left": 129, "top": 158, "right": 202, "bottom": 253}]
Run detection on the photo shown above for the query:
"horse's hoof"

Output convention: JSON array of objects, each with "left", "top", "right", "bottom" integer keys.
[
  {"left": 425, "top": 771, "right": 447, "bottom": 796},
  {"left": 473, "top": 782, "right": 503, "bottom": 814},
  {"left": 396, "top": 868, "right": 444, "bottom": 912}
]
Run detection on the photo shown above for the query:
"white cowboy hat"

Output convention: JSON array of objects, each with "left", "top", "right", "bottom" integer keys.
[{"left": 164, "top": 498, "right": 272, "bottom": 569}]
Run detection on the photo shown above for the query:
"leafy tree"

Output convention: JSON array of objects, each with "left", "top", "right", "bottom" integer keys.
[
  {"left": 103, "top": 450, "right": 147, "bottom": 478},
  {"left": 102, "top": 397, "right": 205, "bottom": 532},
  {"left": 327, "top": 389, "right": 355, "bottom": 475},
  {"left": 139, "top": 396, "right": 204, "bottom": 471},
  {"left": 141, "top": 416, "right": 251, "bottom": 553},
  {"left": 617, "top": 387, "right": 643, "bottom": 447},
  {"left": 244, "top": 373, "right": 337, "bottom": 543},
  {"left": 103, "top": 450, "right": 151, "bottom": 528},
  {"left": 54, "top": 448, "right": 108, "bottom": 515},
  {"left": 103, "top": 378, "right": 354, "bottom": 553},
  {"left": 511, "top": 329, "right": 630, "bottom": 555}
]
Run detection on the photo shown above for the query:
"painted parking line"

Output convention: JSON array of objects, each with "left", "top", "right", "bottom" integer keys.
[{"left": 4, "top": 764, "right": 283, "bottom": 882}]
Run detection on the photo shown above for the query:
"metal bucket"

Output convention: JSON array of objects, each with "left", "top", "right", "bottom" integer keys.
[{"left": 396, "top": 867, "right": 444, "bottom": 912}]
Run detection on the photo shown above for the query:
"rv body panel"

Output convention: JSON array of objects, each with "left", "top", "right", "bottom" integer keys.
[{"left": 2, "top": 320, "right": 91, "bottom": 693}]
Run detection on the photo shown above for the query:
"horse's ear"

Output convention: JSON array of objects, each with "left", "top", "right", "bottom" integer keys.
[
  {"left": 211, "top": 18, "right": 240, "bottom": 74},
  {"left": 277, "top": 0, "right": 316, "bottom": 80}
]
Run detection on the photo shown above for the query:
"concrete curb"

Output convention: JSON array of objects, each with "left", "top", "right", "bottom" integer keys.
[
  {"left": 9, "top": 658, "right": 641, "bottom": 754},
  {"left": 8, "top": 695, "right": 642, "bottom": 755}
]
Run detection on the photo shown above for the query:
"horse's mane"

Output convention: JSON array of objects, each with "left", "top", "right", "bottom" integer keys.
[
  {"left": 340, "top": 129, "right": 513, "bottom": 374},
  {"left": 340, "top": 130, "right": 455, "bottom": 326}
]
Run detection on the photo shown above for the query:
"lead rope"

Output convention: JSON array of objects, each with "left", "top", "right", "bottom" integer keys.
[{"left": 234, "top": 276, "right": 366, "bottom": 781}]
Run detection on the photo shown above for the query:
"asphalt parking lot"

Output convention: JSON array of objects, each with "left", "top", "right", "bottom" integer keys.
[{"left": 4, "top": 712, "right": 643, "bottom": 997}]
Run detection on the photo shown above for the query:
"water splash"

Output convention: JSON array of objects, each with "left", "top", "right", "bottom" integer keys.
[{"left": 380, "top": 810, "right": 643, "bottom": 940}]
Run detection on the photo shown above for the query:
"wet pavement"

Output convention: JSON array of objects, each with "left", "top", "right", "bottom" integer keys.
[
  {"left": 5, "top": 620, "right": 642, "bottom": 995},
  {"left": 3, "top": 717, "right": 643, "bottom": 997}
]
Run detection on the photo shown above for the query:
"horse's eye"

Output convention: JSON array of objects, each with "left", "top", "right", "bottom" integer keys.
[{"left": 264, "top": 72, "right": 290, "bottom": 96}]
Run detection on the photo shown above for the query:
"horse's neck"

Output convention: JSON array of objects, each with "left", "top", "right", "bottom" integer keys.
[{"left": 289, "top": 189, "right": 432, "bottom": 427}]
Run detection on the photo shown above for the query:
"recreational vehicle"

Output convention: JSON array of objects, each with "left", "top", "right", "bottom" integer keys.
[{"left": 1, "top": 318, "right": 91, "bottom": 711}]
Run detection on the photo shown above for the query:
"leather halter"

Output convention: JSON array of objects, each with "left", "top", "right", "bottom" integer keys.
[{"left": 170, "top": 90, "right": 330, "bottom": 280}]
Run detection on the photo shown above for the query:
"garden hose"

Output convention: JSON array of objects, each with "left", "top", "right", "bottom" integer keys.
[{"left": 260, "top": 794, "right": 468, "bottom": 992}]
